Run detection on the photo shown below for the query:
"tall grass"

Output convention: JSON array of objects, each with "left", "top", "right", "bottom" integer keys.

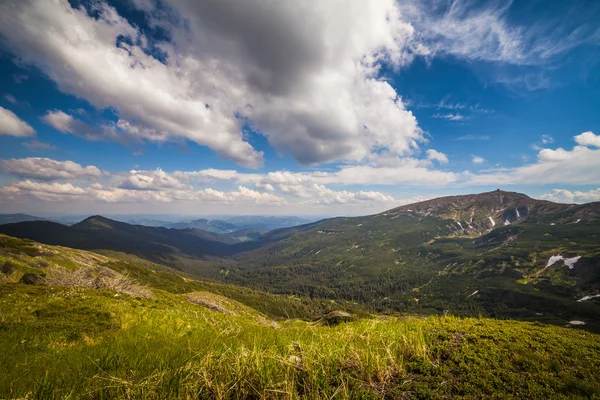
[{"left": 2, "top": 285, "right": 600, "bottom": 399}]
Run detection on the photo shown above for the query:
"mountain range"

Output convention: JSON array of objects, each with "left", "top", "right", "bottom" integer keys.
[{"left": 1, "top": 189, "right": 599, "bottom": 331}]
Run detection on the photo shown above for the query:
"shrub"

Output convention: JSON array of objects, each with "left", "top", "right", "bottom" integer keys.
[
  {"left": 43, "top": 267, "right": 153, "bottom": 299},
  {"left": 1, "top": 260, "right": 15, "bottom": 275}
]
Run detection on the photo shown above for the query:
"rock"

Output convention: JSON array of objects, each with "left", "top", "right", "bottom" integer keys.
[
  {"left": 19, "top": 272, "right": 45, "bottom": 285},
  {"left": 322, "top": 310, "right": 356, "bottom": 326}
]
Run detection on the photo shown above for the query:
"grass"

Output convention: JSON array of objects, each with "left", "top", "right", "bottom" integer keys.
[
  {"left": 2, "top": 284, "right": 600, "bottom": 399},
  {"left": 1, "top": 235, "right": 600, "bottom": 398}
]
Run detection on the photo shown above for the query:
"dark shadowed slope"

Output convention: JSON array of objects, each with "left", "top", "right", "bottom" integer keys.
[{"left": 0, "top": 213, "right": 49, "bottom": 225}]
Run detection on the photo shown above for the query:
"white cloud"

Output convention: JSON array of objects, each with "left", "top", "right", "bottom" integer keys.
[
  {"left": 118, "top": 168, "right": 192, "bottom": 191},
  {"left": 541, "top": 134, "right": 554, "bottom": 144},
  {"left": 432, "top": 113, "right": 469, "bottom": 121},
  {"left": 0, "top": 180, "right": 86, "bottom": 201},
  {"left": 426, "top": 149, "right": 449, "bottom": 164},
  {"left": 574, "top": 131, "right": 600, "bottom": 147},
  {"left": 1, "top": 157, "right": 102, "bottom": 181},
  {"left": 472, "top": 155, "right": 485, "bottom": 164},
  {"left": 42, "top": 110, "right": 142, "bottom": 145},
  {"left": 539, "top": 188, "right": 600, "bottom": 204},
  {"left": 0, "top": 0, "right": 429, "bottom": 168},
  {"left": 403, "top": 0, "right": 600, "bottom": 66},
  {"left": 454, "top": 134, "right": 490, "bottom": 141},
  {"left": 0, "top": 106, "right": 35, "bottom": 137},
  {"left": 466, "top": 131, "right": 600, "bottom": 185}
]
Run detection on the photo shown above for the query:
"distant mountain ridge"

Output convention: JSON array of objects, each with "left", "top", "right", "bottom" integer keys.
[
  {"left": 385, "top": 190, "right": 600, "bottom": 235},
  {"left": 0, "top": 213, "right": 49, "bottom": 225}
]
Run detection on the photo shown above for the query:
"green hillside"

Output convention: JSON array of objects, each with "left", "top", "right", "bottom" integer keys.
[{"left": 1, "top": 235, "right": 600, "bottom": 399}]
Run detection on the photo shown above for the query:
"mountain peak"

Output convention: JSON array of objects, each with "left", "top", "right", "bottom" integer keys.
[
  {"left": 74, "top": 215, "right": 120, "bottom": 229},
  {"left": 382, "top": 190, "right": 576, "bottom": 235}
]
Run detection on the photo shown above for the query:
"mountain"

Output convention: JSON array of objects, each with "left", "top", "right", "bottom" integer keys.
[
  {"left": 0, "top": 213, "right": 48, "bottom": 225},
  {"left": 218, "top": 191, "right": 600, "bottom": 329},
  {"left": 0, "top": 215, "right": 322, "bottom": 277},
  {"left": 163, "top": 216, "right": 313, "bottom": 233},
  {"left": 1, "top": 191, "right": 599, "bottom": 330},
  {"left": 386, "top": 189, "right": 598, "bottom": 235},
  {"left": 164, "top": 218, "right": 239, "bottom": 232}
]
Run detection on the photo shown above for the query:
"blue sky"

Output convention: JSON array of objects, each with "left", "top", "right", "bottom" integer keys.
[{"left": 0, "top": 0, "right": 599, "bottom": 216}]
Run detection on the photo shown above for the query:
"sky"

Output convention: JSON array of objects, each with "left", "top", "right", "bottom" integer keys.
[{"left": 0, "top": 0, "right": 599, "bottom": 216}]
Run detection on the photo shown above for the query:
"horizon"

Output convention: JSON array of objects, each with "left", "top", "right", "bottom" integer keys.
[
  {"left": 1, "top": 0, "right": 599, "bottom": 216},
  {"left": 1, "top": 188, "right": 593, "bottom": 220}
]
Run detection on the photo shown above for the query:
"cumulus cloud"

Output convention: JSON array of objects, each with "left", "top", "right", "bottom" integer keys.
[
  {"left": 472, "top": 155, "right": 485, "bottom": 164},
  {"left": 0, "top": 180, "right": 86, "bottom": 201},
  {"left": 42, "top": 110, "right": 143, "bottom": 145},
  {"left": 539, "top": 188, "right": 600, "bottom": 204},
  {"left": 0, "top": 0, "right": 428, "bottom": 168},
  {"left": 574, "top": 131, "right": 600, "bottom": 147},
  {"left": 1, "top": 157, "right": 102, "bottom": 181},
  {"left": 118, "top": 168, "right": 192, "bottom": 191},
  {"left": 426, "top": 149, "right": 449, "bottom": 164},
  {"left": 0, "top": 106, "right": 35, "bottom": 137},
  {"left": 466, "top": 131, "right": 600, "bottom": 185}
]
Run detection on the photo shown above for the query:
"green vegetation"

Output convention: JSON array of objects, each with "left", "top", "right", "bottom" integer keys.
[
  {"left": 2, "top": 284, "right": 600, "bottom": 399},
  {"left": 2, "top": 228, "right": 600, "bottom": 398}
]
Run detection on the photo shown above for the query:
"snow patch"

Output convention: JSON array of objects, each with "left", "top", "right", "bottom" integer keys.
[
  {"left": 546, "top": 255, "right": 581, "bottom": 269},
  {"left": 488, "top": 216, "right": 496, "bottom": 227},
  {"left": 356, "top": 224, "right": 362, "bottom": 227},
  {"left": 550, "top": 223, "right": 555, "bottom": 226},
  {"left": 563, "top": 256, "right": 581, "bottom": 269},
  {"left": 516, "top": 208, "right": 520, "bottom": 218},
  {"left": 315, "top": 250, "right": 321, "bottom": 255},
  {"left": 577, "top": 294, "right": 600, "bottom": 302},
  {"left": 504, "top": 220, "right": 510, "bottom": 226},
  {"left": 456, "top": 221, "right": 464, "bottom": 230},
  {"left": 575, "top": 219, "right": 581, "bottom": 224},
  {"left": 546, "top": 255, "right": 564, "bottom": 267},
  {"left": 568, "top": 320, "right": 586, "bottom": 326},
  {"left": 466, "top": 290, "right": 479, "bottom": 299}
]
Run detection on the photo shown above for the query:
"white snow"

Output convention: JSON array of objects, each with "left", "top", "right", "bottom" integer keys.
[
  {"left": 568, "top": 320, "right": 586, "bottom": 326},
  {"left": 550, "top": 223, "right": 555, "bottom": 226},
  {"left": 456, "top": 221, "right": 464, "bottom": 230},
  {"left": 575, "top": 219, "right": 581, "bottom": 224},
  {"left": 545, "top": 255, "right": 581, "bottom": 269},
  {"left": 504, "top": 220, "right": 510, "bottom": 226},
  {"left": 577, "top": 294, "right": 600, "bottom": 302},
  {"left": 563, "top": 256, "right": 581, "bottom": 269},
  {"left": 407, "top": 209, "right": 413, "bottom": 212},
  {"left": 466, "top": 290, "right": 479, "bottom": 299},
  {"left": 315, "top": 250, "right": 321, "bottom": 255},
  {"left": 516, "top": 208, "right": 521, "bottom": 218},
  {"left": 546, "top": 255, "right": 564, "bottom": 267},
  {"left": 488, "top": 217, "right": 496, "bottom": 227},
  {"left": 356, "top": 224, "right": 362, "bottom": 227}
]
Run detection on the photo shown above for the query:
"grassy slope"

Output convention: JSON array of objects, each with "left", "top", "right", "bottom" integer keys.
[
  {"left": 2, "top": 284, "right": 600, "bottom": 399},
  {"left": 2, "top": 235, "right": 600, "bottom": 398}
]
